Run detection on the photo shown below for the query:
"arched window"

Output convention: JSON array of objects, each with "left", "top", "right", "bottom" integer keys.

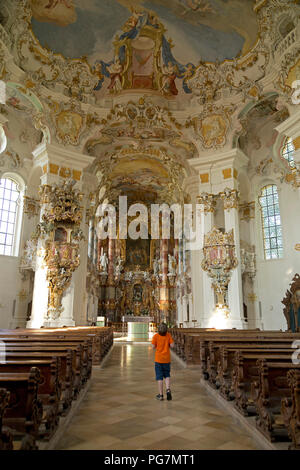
[
  {"left": 0, "top": 177, "right": 21, "bottom": 256},
  {"left": 259, "top": 185, "right": 283, "bottom": 260},
  {"left": 282, "top": 137, "right": 296, "bottom": 169}
]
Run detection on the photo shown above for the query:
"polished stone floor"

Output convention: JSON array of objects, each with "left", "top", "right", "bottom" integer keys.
[{"left": 57, "top": 343, "right": 263, "bottom": 450}]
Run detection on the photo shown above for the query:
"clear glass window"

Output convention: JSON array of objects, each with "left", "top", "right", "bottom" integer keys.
[
  {"left": 282, "top": 137, "right": 296, "bottom": 169},
  {"left": 0, "top": 178, "right": 20, "bottom": 256},
  {"left": 259, "top": 185, "right": 283, "bottom": 260}
]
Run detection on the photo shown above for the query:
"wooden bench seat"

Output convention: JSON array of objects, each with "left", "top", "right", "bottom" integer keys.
[
  {"left": 0, "top": 357, "right": 61, "bottom": 440},
  {"left": 230, "top": 351, "right": 297, "bottom": 417},
  {"left": 0, "top": 338, "right": 92, "bottom": 386},
  {"left": 215, "top": 345, "right": 295, "bottom": 399},
  {"left": 0, "top": 326, "right": 113, "bottom": 365},
  {"left": 0, "top": 368, "right": 42, "bottom": 449},
  {"left": 3, "top": 347, "right": 76, "bottom": 414},
  {"left": 281, "top": 369, "right": 300, "bottom": 449},
  {"left": 253, "top": 360, "right": 300, "bottom": 442},
  {"left": 0, "top": 388, "right": 13, "bottom": 450}
]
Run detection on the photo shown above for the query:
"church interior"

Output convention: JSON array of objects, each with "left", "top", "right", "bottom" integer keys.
[{"left": 0, "top": 0, "right": 300, "bottom": 452}]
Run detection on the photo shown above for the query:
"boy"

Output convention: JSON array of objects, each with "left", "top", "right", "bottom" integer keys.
[{"left": 151, "top": 323, "right": 174, "bottom": 401}]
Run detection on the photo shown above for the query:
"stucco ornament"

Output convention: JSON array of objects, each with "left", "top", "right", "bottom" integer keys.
[{"left": 202, "top": 227, "right": 238, "bottom": 309}]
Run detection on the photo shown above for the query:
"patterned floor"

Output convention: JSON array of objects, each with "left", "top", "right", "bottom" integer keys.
[{"left": 57, "top": 343, "right": 263, "bottom": 450}]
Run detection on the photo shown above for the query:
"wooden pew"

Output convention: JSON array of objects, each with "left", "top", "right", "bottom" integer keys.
[
  {"left": 0, "top": 388, "right": 13, "bottom": 450},
  {"left": 0, "top": 368, "right": 43, "bottom": 449},
  {"left": 0, "top": 338, "right": 92, "bottom": 388},
  {"left": 281, "top": 369, "right": 300, "bottom": 449},
  {"left": 205, "top": 339, "right": 297, "bottom": 385},
  {"left": 253, "top": 360, "right": 300, "bottom": 442},
  {"left": 215, "top": 345, "right": 294, "bottom": 399},
  {"left": 0, "top": 326, "right": 113, "bottom": 365},
  {"left": 0, "top": 357, "right": 61, "bottom": 440},
  {"left": 230, "top": 351, "right": 296, "bottom": 417},
  {"left": 200, "top": 335, "right": 300, "bottom": 379},
  {"left": 3, "top": 346, "right": 75, "bottom": 414}
]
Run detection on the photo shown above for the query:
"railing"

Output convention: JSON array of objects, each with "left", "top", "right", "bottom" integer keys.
[
  {"left": 274, "top": 25, "right": 299, "bottom": 61},
  {"left": 108, "top": 322, "right": 158, "bottom": 333}
]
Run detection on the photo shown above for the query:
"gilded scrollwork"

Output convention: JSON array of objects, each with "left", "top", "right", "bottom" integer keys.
[
  {"left": 202, "top": 226, "right": 238, "bottom": 307},
  {"left": 197, "top": 192, "right": 217, "bottom": 213},
  {"left": 23, "top": 195, "right": 40, "bottom": 218},
  {"left": 220, "top": 188, "right": 240, "bottom": 211}
]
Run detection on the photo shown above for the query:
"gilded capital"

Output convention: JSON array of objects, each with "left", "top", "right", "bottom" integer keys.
[
  {"left": 197, "top": 192, "right": 217, "bottom": 213},
  {"left": 220, "top": 188, "right": 239, "bottom": 210}
]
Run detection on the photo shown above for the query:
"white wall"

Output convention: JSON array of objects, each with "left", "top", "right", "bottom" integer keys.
[
  {"left": 0, "top": 256, "right": 21, "bottom": 328},
  {"left": 255, "top": 182, "right": 300, "bottom": 330}
]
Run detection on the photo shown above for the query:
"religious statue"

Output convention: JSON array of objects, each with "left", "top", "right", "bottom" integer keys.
[
  {"left": 99, "top": 250, "right": 108, "bottom": 273},
  {"left": 114, "top": 256, "right": 123, "bottom": 277},
  {"left": 107, "top": 59, "right": 123, "bottom": 93},
  {"left": 168, "top": 254, "right": 176, "bottom": 276},
  {"left": 153, "top": 258, "right": 160, "bottom": 276}
]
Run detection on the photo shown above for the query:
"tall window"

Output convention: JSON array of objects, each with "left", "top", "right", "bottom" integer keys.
[
  {"left": 282, "top": 137, "right": 296, "bottom": 169},
  {"left": 259, "top": 184, "right": 283, "bottom": 260},
  {"left": 0, "top": 177, "right": 20, "bottom": 255}
]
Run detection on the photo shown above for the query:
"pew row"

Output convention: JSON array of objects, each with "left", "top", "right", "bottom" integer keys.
[{"left": 0, "top": 326, "right": 113, "bottom": 449}]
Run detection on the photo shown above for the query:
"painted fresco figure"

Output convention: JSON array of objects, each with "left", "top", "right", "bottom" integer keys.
[
  {"left": 161, "top": 62, "right": 178, "bottom": 96},
  {"left": 107, "top": 59, "right": 123, "bottom": 93}
]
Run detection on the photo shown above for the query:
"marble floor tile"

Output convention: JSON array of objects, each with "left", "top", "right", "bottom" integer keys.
[{"left": 57, "top": 343, "right": 264, "bottom": 451}]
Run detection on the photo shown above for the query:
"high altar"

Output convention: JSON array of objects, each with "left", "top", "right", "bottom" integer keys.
[{"left": 97, "top": 231, "right": 179, "bottom": 326}]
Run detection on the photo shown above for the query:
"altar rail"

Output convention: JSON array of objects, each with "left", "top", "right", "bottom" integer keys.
[{"left": 108, "top": 322, "right": 157, "bottom": 333}]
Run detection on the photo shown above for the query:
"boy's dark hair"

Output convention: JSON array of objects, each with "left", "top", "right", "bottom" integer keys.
[{"left": 158, "top": 323, "right": 168, "bottom": 336}]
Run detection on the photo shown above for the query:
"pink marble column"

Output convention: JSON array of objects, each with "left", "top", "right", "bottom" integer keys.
[{"left": 108, "top": 237, "right": 115, "bottom": 280}]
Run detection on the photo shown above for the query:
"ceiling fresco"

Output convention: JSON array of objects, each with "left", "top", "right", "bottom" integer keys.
[
  {"left": 30, "top": 0, "right": 258, "bottom": 63},
  {"left": 29, "top": 0, "right": 259, "bottom": 95}
]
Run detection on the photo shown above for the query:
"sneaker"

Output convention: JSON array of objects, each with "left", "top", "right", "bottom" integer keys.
[
  {"left": 156, "top": 394, "right": 163, "bottom": 401},
  {"left": 166, "top": 389, "right": 172, "bottom": 401}
]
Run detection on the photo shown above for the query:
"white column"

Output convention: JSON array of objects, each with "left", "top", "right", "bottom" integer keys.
[
  {"left": 28, "top": 247, "right": 48, "bottom": 328},
  {"left": 223, "top": 192, "right": 245, "bottom": 329},
  {"left": 199, "top": 202, "right": 216, "bottom": 327},
  {"left": 27, "top": 143, "right": 95, "bottom": 328}
]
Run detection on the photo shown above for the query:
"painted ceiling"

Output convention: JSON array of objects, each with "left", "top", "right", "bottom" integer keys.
[{"left": 30, "top": 0, "right": 258, "bottom": 66}]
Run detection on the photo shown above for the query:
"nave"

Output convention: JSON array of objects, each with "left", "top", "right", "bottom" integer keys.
[{"left": 58, "top": 343, "right": 261, "bottom": 451}]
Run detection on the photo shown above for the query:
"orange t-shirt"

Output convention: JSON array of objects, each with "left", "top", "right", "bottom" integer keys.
[{"left": 152, "top": 332, "right": 174, "bottom": 363}]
